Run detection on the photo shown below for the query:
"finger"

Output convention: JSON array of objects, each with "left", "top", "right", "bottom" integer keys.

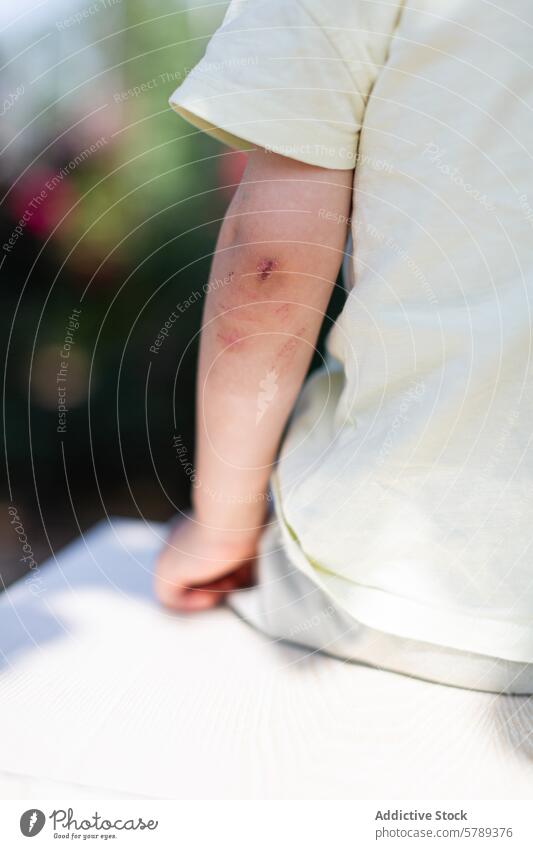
[
  {"left": 157, "top": 549, "right": 244, "bottom": 587},
  {"left": 178, "top": 589, "right": 222, "bottom": 611},
  {"left": 164, "top": 570, "right": 252, "bottom": 612},
  {"left": 179, "top": 575, "right": 244, "bottom": 610},
  {"left": 156, "top": 576, "right": 233, "bottom": 612},
  {"left": 155, "top": 556, "right": 256, "bottom": 612},
  {"left": 228, "top": 560, "right": 255, "bottom": 588}
]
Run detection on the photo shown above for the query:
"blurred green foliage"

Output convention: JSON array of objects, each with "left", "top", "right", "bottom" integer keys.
[{"left": 0, "top": 0, "right": 343, "bottom": 543}]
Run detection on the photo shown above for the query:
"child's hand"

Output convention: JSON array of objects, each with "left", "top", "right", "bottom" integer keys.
[{"left": 154, "top": 514, "right": 258, "bottom": 612}]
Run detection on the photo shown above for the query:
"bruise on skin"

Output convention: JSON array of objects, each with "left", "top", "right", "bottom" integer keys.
[{"left": 256, "top": 257, "right": 279, "bottom": 282}]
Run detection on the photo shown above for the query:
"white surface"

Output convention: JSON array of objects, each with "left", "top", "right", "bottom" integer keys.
[{"left": 0, "top": 518, "right": 532, "bottom": 800}]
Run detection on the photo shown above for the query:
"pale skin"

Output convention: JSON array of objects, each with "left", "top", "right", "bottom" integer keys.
[{"left": 155, "top": 149, "right": 354, "bottom": 611}]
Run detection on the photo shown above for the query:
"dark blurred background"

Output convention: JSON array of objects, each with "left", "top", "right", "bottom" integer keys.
[{"left": 0, "top": 0, "right": 343, "bottom": 590}]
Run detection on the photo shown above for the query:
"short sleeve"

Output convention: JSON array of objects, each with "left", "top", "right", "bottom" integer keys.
[{"left": 169, "top": 0, "right": 402, "bottom": 170}]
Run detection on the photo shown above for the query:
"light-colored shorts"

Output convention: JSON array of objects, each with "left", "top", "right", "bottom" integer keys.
[{"left": 229, "top": 522, "right": 533, "bottom": 694}]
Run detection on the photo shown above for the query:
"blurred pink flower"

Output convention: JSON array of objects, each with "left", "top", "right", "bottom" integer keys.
[{"left": 8, "top": 165, "right": 77, "bottom": 238}]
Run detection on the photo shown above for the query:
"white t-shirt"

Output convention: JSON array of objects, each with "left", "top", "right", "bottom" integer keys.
[{"left": 170, "top": 0, "right": 533, "bottom": 664}]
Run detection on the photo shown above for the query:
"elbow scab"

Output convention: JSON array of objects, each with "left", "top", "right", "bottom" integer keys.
[{"left": 256, "top": 257, "right": 279, "bottom": 282}]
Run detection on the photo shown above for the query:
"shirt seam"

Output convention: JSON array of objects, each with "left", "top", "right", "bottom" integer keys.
[{"left": 295, "top": 0, "right": 362, "bottom": 89}]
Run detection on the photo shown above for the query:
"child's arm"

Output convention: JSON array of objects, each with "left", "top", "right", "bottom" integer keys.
[{"left": 156, "top": 150, "right": 354, "bottom": 611}]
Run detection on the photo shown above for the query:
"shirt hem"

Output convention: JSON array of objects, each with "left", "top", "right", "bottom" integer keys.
[
  {"left": 272, "top": 475, "right": 533, "bottom": 665},
  {"left": 169, "top": 80, "right": 358, "bottom": 170}
]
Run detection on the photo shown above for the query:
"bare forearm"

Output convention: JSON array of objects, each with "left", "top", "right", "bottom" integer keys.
[{"left": 193, "top": 152, "right": 353, "bottom": 539}]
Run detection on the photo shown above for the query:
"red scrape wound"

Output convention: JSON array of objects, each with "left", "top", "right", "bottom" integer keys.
[
  {"left": 274, "top": 303, "right": 291, "bottom": 319},
  {"left": 277, "top": 326, "right": 307, "bottom": 360},
  {"left": 216, "top": 328, "right": 245, "bottom": 351},
  {"left": 256, "top": 257, "right": 278, "bottom": 282}
]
